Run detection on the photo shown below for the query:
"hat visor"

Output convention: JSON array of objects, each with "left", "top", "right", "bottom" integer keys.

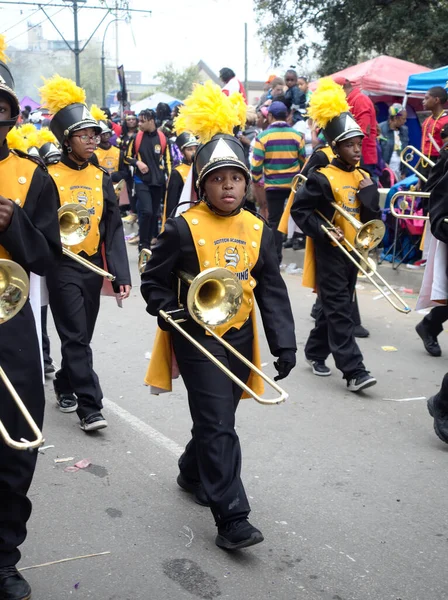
[
  {"left": 68, "top": 121, "right": 102, "bottom": 136},
  {"left": 197, "top": 158, "right": 249, "bottom": 187},
  {"left": 334, "top": 129, "right": 365, "bottom": 144},
  {"left": 181, "top": 140, "right": 199, "bottom": 149}
]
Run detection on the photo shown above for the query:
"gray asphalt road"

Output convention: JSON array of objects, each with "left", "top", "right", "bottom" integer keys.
[{"left": 20, "top": 246, "right": 448, "bottom": 600}]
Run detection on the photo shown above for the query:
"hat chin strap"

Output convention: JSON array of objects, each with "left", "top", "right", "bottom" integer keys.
[{"left": 2, "top": 116, "right": 19, "bottom": 128}]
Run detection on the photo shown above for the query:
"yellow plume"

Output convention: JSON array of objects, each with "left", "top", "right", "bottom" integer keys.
[
  {"left": 6, "top": 127, "right": 27, "bottom": 153},
  {"left": 307, "top": 77, "right": 350, "bottom": 129},
  {"left": 174, "top": 81, "right": 246, "bottom": 144},
  {"left": 228, "top": 92, "right": 247, "bottom": 129},
  {"left": 38, "top": 127, "right": 58, "bottom": 146},
  {"left": 90, "top": 104, "right": 107, "bottom": 122},
  {"left": 39, "top": 74, "right": 86, "bottom": 115},
  {"left": 0, "top": 34, "right": 9, "bottom": 63},
  {"left": 19, "top": 123, "right": 37, "bottom": 138}
]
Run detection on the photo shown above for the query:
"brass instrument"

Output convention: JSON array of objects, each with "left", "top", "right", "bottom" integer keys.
[
  {"left": 390, "top": 191, "right": 430, "bottom": 221},
  {"left": 297, "top": 174, "right": 411, "bottom": 313},
  {"left": 291, "top": 173, "right": 307, "bottom": 194},
  {"left": 0, "top": 260, "right": 45, "bottom": 450},
  {"left": 400, "top": 146, "right": 435, "bottom": 183},
  {"left": 113, "top": 179, "right": 126, "bottom": 198},
  {"left": 138, "top": 248, "right": 152, "bottom": 275},
  {"left": 159, "top": 267, "right": 289, "bottom": 405},
  {"left": 58, "top": 204, "right": 116, "bottom": 281}
]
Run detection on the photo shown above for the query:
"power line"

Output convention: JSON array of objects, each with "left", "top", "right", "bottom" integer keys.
[
  {"left": 6, "top": 6, "right": 67, "bottom": 43},
  {"left": 0, "top": 6, "right": 41, "bottom": 35}
]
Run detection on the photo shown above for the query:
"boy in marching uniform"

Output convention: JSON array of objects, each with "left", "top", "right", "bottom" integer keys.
[
  {"left": 141, "top": 82, "right": 296, "bottom": 550},
  {"left": 162, "top": 131, "right": 198, "bottom": 225},
  {"left": 292, "top": 78, "right": 380, "bottom": 392},
  {"left": 39, "top": 75, "right": 131, "bottom": 432},
  {"left": 0, "top": 38, "right": 61, "bottom": 600}
]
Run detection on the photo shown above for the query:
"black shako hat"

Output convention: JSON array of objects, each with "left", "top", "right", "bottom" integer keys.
[
  {"left": 323, "top": 111, "right": 364, "bottom": 146},
  {"left": 194, "top": 134, "right": 249, "bottom": 188},
  {"left": 0, "top": 61, "right": 20, "bottom": 127},
  {"left": 50, "top": 103, "right": 102, "bottom": 145},
  {"left": 39, "top": 142, "right": 61, "bottom": 165},
  {"left": 175, "top": 132, "right": 198, "bottom": 150}
]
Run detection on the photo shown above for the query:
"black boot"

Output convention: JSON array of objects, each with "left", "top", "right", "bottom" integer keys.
[
  {"left": 416, "top": 321, "right": 442, "bottom": 357},
  {"left": 427, "top": 375, "right": 448, "bottom": 444},
  {"left": 215, "top": 518, "right": 264, "bottom": 550},
  {"left": 0, "top": 566, "right": 31, "bottom": 600},
  {"left": 176, "top": 473, "right": 209, "bottom": 507}
]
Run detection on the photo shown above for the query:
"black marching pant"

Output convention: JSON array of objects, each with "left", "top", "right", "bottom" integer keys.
[
  {"left": 0, "top": 303, "right": 44, "bottom": 567},
  {"left": 47, "top": 259, "right": 103, "bottom": 420},
  {"left": 422, "top": 305, "right": 448, "bottom": 337},
  {"left": 313, "top": 293, "right": 362, "bottom": 327},
  {"left": 305, "top": 243, "right": 366, "bottom": 379},
  {"left": 136, "top": 183, "right": 162, "bottom": 250},
  {"left": 266, "top": 188, "right": 289, "bottom": 264},
  {"left": 172, "top": 321, "right": 253, "bottom": 526}
]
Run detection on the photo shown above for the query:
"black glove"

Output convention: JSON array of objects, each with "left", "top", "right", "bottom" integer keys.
[
  {"left": 157, "top": 307, "right": 190, "bottom": 332},
  {"left": 273, "top": 350, "right": 296, "bottom": 381}
]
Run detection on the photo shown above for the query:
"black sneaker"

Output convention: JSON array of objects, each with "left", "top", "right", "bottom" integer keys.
[
  {"left": 44, "top": 362, "right": 56, "bottom": 376},
  {"left": 416, "top": 321, "right": 442, "bottom": 357},
  {"left": 310, "top": 303, "right": 319, "bottom": 320},
  {"left": 176, "top": 473, "right": 209, "bottom": 507},
  {"left": 354, "top": 325, "right": 370, "bottom": 338},
  {"left": 283, "top": 238, "right": 293, "bottom": 249},
  {"left": 306, "top": 359, "right": 331, "bottom": 376},
  {"left": 347, "top": 373, "right": 377, "bottom": 392},
  {"left": 215, "top": 518, "right": 264, "bottom": 550},
  {"left": 0, "top": 566, "right": 31, "bottom": 600},
  {"left": 79, "top": 412, "right": 108, "bottom": 432},
  {"left": 54, "top": 389, "right": 78, "bottom": 413},
  {"left": 427, "top": 395, "right": 448, "bottom": 444}
]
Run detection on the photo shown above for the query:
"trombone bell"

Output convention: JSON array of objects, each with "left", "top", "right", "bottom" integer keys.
[{"left": 59, "top": 203, "right": 91, "bottom": 246}]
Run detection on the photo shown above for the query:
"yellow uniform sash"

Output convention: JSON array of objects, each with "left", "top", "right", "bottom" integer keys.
[
  {"left": 0, "top": 151, "right": 36, "bottom": 259},
  {"left": 161, "top": 162, "right": 191, "bottom": 229},
  {"left": 302, "top": 164, "right": 363, "bottom": 289},
  {"left": 279, "top": 146, "right": 335, "bottom": 235},
  {"left": 49, "top": 162, "right": 104, "bottom": 256},
  {"left": 145, "top": 202, "right": 265, "bottom": 398},
  {"left": 95, "top": 146, "right": 120, "bottom": 175}
]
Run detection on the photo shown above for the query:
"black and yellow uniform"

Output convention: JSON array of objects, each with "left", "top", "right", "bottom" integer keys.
[
  {"left": 39, "top": 75, "right": 132, "bottom": 427},
  {"left": 292, "top": 78, "right": 379, "bottom": 389},
  {"left": 95, "top": 143, "right": 121, "bottom": 177},
  {"left": 142, "top": 200, "right": 296, "bottom": 525},
  {"left": 46, "top": 155, "right": 131, "bottom": 420},
  {"left": 0, "top": 145, "right": 61, "bottom": 567},
  {"left": 142, "top": 83, "right": 296, "bottom": 549},
  {"left": 162, "top": 161, "right": 191, "bottom": 225}
]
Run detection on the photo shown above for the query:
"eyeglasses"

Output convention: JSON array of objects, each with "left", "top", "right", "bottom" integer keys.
[{"left": 72, "top": 134, "right": 100, "bottom": 144}]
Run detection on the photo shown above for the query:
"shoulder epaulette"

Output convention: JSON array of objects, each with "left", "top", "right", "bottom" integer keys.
[
  {"left": 91, "top": 162, "right": 109, "bottom": 176},
  {"left": 243, "top": 207, "right": 268, "bottom": 225},
  {"left": 11, "top": 149, "right": 47, "bottom": 172}
]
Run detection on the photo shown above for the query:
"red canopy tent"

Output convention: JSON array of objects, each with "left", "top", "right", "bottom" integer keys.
[{"left": 311, "top": 55, "right": 430, "bottom": 96}]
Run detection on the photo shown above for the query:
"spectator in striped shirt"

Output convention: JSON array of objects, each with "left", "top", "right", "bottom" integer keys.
[{"left": 251, "top": 101, "right": 306, "bottom": 263}]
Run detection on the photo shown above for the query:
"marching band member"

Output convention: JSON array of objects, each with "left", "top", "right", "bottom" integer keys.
[
  {"left": 426, "top": 172, "right": 448, "bottom": 443},
  {"left": 141, "top": 82, "right": 296, "bottom": 550},
  {"left": 39, "top": 75, "right": 131, "bottom": 432},
  {"left": 420, "top": 86, "right": 448, "bottom": 182},
  {"left": 0, "top": 39, "right": 61, "bottom": 600},
  {"left": 91, "top": 106, "right": 125, "bottom": 181},
  {"left": 291, "top": 78, "right": 379, "bottom": 392},
  {"left": 162, "top": 131, "right": 198, "bottom": 226}
]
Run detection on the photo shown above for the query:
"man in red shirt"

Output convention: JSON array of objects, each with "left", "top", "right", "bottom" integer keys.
[
  {"left": 420, "top": 86, "right": 448, "bottom": 180},
  {"left": 334, "top": 77, "right": 378, "bottom": 174}
]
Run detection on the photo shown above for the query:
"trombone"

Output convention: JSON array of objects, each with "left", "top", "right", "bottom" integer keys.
[
  {"left": 138, "top": 248, "right": 152, "bottom": 275},
  {"left": 390, "top": 190, "right": 430, "bottom": 220},
  {"left": 0, "top": 260, "right": 45, "bottom": 450},
  {"left": 59, "top": 204, "right": 116, "bottom": 281},
  {"left": 159, "top": 267, "right": 289, "bottom": 405},
  {"left": 297, "top": 174, "right": 411, "bottom": 313},
  {"left": 400, "top": 146, "right": 435, "bottom": 183}
]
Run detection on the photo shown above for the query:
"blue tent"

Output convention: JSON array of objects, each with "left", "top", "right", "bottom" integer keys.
[{"left": 406, "top": 66, "right": 448, "bottom": 95}]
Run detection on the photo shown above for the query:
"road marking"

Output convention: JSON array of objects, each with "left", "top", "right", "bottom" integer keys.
[
  {"left": 381, "top": 396, "right": 426, "bottom": 402},
  {"left": 103, "top": 397, "right": 184, "bottom": 457}
]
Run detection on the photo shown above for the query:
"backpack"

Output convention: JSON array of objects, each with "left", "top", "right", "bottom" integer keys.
[{"left": 134, "top": 130, "right": 167, "bottom": 157}]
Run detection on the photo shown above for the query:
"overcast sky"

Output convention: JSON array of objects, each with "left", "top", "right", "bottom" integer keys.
[{"left": 0, "top": 0, "right": 302, "bottom": 83}]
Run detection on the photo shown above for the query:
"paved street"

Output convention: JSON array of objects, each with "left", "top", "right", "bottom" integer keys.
[{"left": 20, "top": 246, "right": 448, "bottom": 600}]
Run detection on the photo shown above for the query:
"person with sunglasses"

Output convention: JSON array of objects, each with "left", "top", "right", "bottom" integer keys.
[{"left": 39, "top": 75, "right": 131, "bottom": 432}]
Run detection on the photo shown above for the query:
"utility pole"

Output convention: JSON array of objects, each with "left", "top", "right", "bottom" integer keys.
[
  {"left": 71, "top": 0, "right": 84, "bottom": 85},
  {"left": 244, "top": 22, "right": 248, "bottom": 94}
]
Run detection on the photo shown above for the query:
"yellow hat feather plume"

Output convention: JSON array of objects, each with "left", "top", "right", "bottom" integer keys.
[
  {"left": 39, "top": 74, "right": 86, "bottom": 115},
  {"left": 307, "top": 77, "right": 350, "bottom": 129},
  {"left": 90, "top": 104, "right": 107, "bottom": 122},
  {"left": 37, "top": 127, "right": 58, "bottom": 146},
  {"left": 0, "top": 34, "right": 9, "bottom": 63},
  {"left": 174, "top": 81, "right": 246, "bottom": 144},
  {"left": 6, "top": 127, "right": 27, "bottom": 153}
]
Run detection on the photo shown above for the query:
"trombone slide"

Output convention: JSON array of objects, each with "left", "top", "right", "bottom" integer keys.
[
  {"left": 62, "top": 247, "right": 116, "bottom": 281},
  {"left": 159, "top": 310, "right": 288, "bottom": 405},
  {"left": 0, "top": 365, "right": 44, "bottom": 450},
  {"left": 400, "top": 146, "right": 435, "bottom": 183}
]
